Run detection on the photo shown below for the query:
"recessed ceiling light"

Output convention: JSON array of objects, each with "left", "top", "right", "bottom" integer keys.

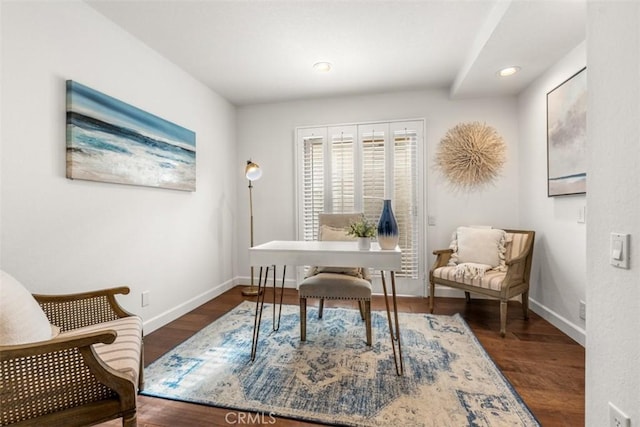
[
  {"left": 313, "top": 61, "right": 332, "bottom": 73},
  {"left": 497, "top": 66, "right": 521, "bottom": 77}
]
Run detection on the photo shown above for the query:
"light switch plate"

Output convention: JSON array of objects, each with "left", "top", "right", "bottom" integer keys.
[
  {"left": 141, "top": 291, "right": 150, "bottom": 307},
  {"left": 577, "top": 206, "right": 586, "bottom": 223},
  {"left": 610, "top": 233, "right": 630, "bottom": 269}
]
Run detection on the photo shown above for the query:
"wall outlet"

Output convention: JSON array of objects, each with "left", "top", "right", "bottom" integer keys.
[
  {"left": 609, "top": 402, "right": 630, "bottom": 427},
  {"left": 141, "top": 291, "right": 150, "bottom": 307},
  {"left": 579, "top": 300, "right": 586, "bottom": 320}
]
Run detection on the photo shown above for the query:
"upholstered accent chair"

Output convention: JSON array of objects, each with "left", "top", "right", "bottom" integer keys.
[
  {"left": 0, "top": 272, "right": 143, "bottom": 427},
  {"left": 298, "top": 213, "right": 373, "bottom": 346},
  {"left": 429, "top": 228, "right": 535, "bottom": 337}
]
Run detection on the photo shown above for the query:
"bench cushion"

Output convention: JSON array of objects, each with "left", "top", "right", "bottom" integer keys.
[
  {"left": 60, "top": 316, "right": 143, "bottom": 390},
  {"left": 433, "top": 266, "right": 506, "bottom": 291}
]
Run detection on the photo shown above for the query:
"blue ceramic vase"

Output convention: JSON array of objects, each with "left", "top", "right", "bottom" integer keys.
[{"left": 377, "top": 199, "right": 399, "bottom": 250}]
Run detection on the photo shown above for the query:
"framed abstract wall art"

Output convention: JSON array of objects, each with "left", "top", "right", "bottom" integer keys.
[
  {"left": 66, "top": 80, "right": 196, "bottom": 191},
  {"left": 547, "top": 67, "right": 587, "bottom": 197}
]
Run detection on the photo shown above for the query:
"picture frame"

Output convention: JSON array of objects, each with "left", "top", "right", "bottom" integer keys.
[
  {"left": 66, "top": 80, "right": 196, "bottom": 191},
  {"left": 546, "top": 67, "right": 587, "bottom": 197}
]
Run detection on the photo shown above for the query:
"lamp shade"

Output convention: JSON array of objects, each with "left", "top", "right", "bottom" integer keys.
[{"left": 245, "top": 160, "right": 262, "bottom": 181}]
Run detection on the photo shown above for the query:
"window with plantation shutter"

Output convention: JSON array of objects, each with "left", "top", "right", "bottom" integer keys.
[{"left": 295, "top": 120, "right": 425, "bottom": 296}]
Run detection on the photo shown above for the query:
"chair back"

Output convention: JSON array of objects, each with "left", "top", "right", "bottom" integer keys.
[
  {"left": 317, "top": 213, "right": 364, "bottom": 241},
  {"left": 314, "top": 213, "right": 370, "bottom": 280}
]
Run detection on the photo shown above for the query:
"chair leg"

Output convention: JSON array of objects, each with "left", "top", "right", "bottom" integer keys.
[
  {"left": 500, "top": 300, "right": 507, "bottom": 337},
  {"left": 429, "top": 280, "right": 435, "bottom": 313},
  {"left": 364, "top": 300, "right": 372, "bottom": 346},
  {"left": 522, "top": 290, "right": 530, "bottom": 320},
  {"left": 318, "top": 299, "right": 324, "bottom": 319},
  {"left": 300, "top": 297, "right": 307, "bottom": 341},
  {"left": 464, "top": 292, "right": 471, "bottom": 302},
  {"left": 122, "top": 411, "right": 137, "bottom": 427},
  {"left": 358, "top": 300, "right": 366, "bottom": 320}
]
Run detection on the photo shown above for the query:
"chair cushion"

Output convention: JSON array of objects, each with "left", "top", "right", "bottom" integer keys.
[
  {"left": 433, "top": 266, "right": 506, "bottom": 291},
  {"left": 448, "top": 227, "right": 506, "bottom": 269},
  {"left": 299, "top": 273, "right": 372, "bottom": 300},
  {"left": 60, "top": 316, "right": 143, "bottom": 390},
  {"left": 312, "top": 266, "right": 363, "bottom": 277},
  {"left": 0, "top": 270, "right": 60, "bottom": 345}
]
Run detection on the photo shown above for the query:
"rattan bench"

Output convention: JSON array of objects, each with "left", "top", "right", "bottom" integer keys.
[{"left": 0, "top": 287, "right": 143, "bottom": 427}]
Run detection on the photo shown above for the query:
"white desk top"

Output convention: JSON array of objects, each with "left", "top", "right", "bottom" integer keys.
[{"left": 249, "top": 240, "right": 402, "bottom": 270}]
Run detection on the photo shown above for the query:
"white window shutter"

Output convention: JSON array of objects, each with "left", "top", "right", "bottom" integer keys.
[
  {"left": 391, "top": 123, "right": 419, "bottom": 278},
  {"left": 329, "top": 127, "right": 356, "bottom": 214},
  {"left": 360, "top": 126, "right": 386, "bottom": 227},
  {"left": 296, "top": 120, "right": 423, "bottom": 285},
  {"left": 299, "top": 130, "right": 326, "bottom": 242}
]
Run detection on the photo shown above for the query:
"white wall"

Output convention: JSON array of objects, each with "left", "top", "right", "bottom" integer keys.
[
  {"left": 236, "top": 90, "right": 520, "bottom": 295},
  {"left": 0, "top": 1, "right": 237, "bottom": 333},
  {"left": 7, "top": 5, "right": 637, "bottom": 424},
  {"left": 517, "top": 42, "right": 587, "bottom": 345},
  {"left": 586, "top": 2, "right": 640, "bottom": 425}
]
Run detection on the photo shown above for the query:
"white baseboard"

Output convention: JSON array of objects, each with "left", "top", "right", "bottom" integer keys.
[
  {"left": 237, "top": 275, "right": 425, "bottom": 297},
  {"left": 142, "top": 278, "right": 236, "bottom": 334},
  {"left": 432, "top": 286, "right": 492, "bottom": 299},
  {"left": 142, "top": 279, "right": 585, "bottom": 347},
  {"left": 433, "top": 287, "right": 586, "bottom": 347},
  {"left": 529, "top": 298, "right": 586, "bottom": 347},
  {"left": 144, "top": 275, "right": 298, "bottom": 334},
  {"left": 237, "top": 275, "right": 298, "bottom": 289}
]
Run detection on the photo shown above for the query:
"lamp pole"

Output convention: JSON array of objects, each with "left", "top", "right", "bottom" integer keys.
[{"left": 242, "top": 160, "right": 263, "bottom": 296}]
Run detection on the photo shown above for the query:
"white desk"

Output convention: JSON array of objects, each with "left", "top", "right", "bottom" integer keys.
[{"left": 248, "top": 240, "right": 405, "bottom": 375}]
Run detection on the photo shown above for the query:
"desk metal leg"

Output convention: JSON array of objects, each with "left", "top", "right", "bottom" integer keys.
[
  {"left": 250, "top": 266, "right": 267, "bottom": 361},
  {"left": 272, "top": 265, "right": 285, "bottom": 331},
  {"left": 250, "top": 265, "right": 286, "bottom": 361},
  {"left": 381, "top": 270, "right": 404, "bottom": 376}
]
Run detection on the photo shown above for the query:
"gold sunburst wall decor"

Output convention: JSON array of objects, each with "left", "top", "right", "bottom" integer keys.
[{"left": 435, "top": 121, "right": 506, "bottom": 190}]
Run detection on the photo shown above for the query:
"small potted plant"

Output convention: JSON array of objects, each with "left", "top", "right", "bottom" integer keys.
[{"left": 347, "top": 217, "right": 377, "bottom": 250}]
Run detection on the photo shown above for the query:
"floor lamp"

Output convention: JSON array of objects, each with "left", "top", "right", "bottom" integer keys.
[{"left": 242, "top": 160, "right": 263, "bottom": 296}]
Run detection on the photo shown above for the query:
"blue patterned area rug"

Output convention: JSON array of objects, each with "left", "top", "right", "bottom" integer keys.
[{"left": 142, "top": 301, "right": 539, "bottom": 426}]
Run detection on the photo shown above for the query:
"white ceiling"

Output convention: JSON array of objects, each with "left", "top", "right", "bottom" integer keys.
[{"left": 86, "top": 0, "right": 586, "bottom": 106}]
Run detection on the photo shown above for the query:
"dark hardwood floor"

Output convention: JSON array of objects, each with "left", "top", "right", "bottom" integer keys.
[{"left": 101, "top": 286, "right": 585, "bottom": 427}]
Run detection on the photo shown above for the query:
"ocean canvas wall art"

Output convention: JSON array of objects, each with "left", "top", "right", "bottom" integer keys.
[
  {"left": 546, "top": 67, "right": 586, "bottom": 197},
  {"left": 66, "top": 80, "right": 196, "bottom": 191}
]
